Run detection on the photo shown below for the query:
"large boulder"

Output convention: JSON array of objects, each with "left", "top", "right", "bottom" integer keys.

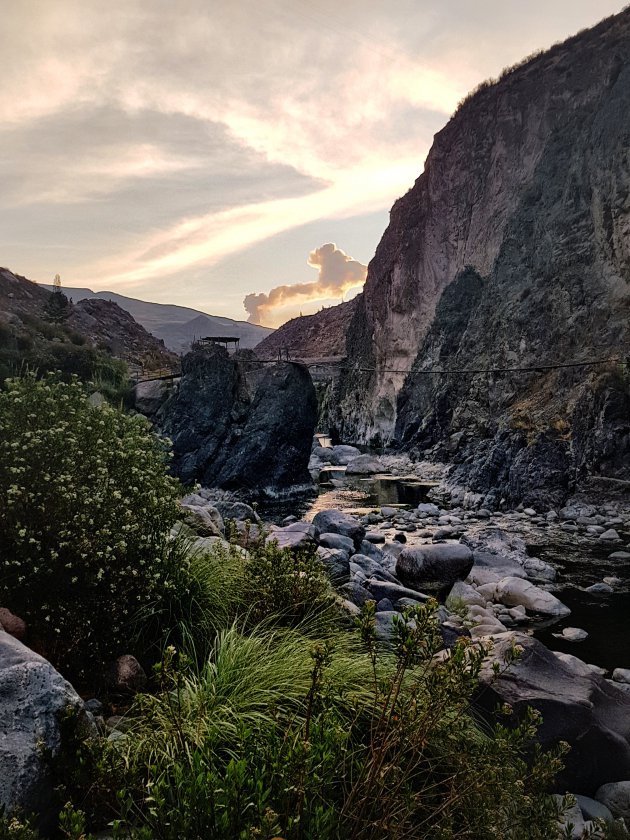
[
  {"left": 493, "top": 576, "right": 570, "bottom": 617},
  {"left": 329, "top": 445, "right": 361, "bottom": 465},
  {"left": 345, "top": 454, "right": 384, "bottom": 475},
  {"left": 266, "top": 521, "right": 318, "bottom": 551},
  {"left": 396, "top": 543, "right": 473, "bottom": 591},
  {"left": 477, "top": 633, "right": 630, "bottom": 794},
  {"left": 132, "top": 378, "right": 174, "bottom": 417},
  {"left": 312, "top": 510, "right": 366, "bottom": 548},
  {"left": 0, "top": 631, "right": 93, "bottom": 825}
]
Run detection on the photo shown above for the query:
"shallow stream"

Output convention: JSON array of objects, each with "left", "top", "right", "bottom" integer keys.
[{"left": 260, "top": 465, "right": 630, "bottom": 674}]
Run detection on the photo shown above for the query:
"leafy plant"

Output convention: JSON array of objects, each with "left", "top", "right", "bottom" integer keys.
[{"left": 0, "top": 373, "right": 181, "bottom": 680}]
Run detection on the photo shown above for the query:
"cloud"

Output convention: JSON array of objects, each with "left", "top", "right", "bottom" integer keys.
[{"left": 243, "top": 243, "right": 367, "bottom": 326}]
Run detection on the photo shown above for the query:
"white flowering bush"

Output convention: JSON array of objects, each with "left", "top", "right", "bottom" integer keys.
[{"left": 0, "top": 373, "right": 181, "bottom": 678}]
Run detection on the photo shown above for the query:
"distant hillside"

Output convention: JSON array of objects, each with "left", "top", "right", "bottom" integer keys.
[
  {"left": 254, "top": 297, "right": 358, "bottom": 359},
  {"left": 45, "top": 286, "right": 274, "bottom": 354},
  {"left": 0, "top": 268, "right": 177, "bottom": 379}
]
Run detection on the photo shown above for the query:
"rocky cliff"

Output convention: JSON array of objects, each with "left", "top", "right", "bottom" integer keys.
[{"left": 336, "top": 9, "right": 630, "bottom": 507}]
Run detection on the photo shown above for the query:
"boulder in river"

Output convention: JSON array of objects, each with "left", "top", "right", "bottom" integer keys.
[
  {"left": 477, "top": 633, "right": 630, "bottom": 794},
  {"left": 312, "top": 509, "right": 366, "bottom": 548},
  {"left": 345, "top": 454, "right": 383, "bottom": 474},
  {"left": 493, "top": 576, "right": 570, "bottom": 617},
  {"left": 396, "top": 543, "right": 473, "bottom": 591},
  {"left": 161, "top": 346, "right": 317, "bottom": 494}
]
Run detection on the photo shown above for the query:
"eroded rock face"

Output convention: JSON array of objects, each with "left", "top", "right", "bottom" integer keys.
[
  {"left": 335, "top": 10, "right": 630, "bottom": 505},
  {"left": 0, "top": 631, "right": 91, "bottom": 825},
  {"left": 160, "top": 346, "right": 317, "bottom": 494}
]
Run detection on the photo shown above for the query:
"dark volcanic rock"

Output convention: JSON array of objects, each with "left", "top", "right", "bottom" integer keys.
[
  {"left": 211, "top": 362, "right": 317, "bottom": 492},
  {"left": 477, "top": 634, "right": 630, "bottom": 794},
  {"left": 161, "top": 345, "right": 247, "bottom": 484},
  {"left": 396, "top": 543, "right": 473, "bottom": 591},
  {"left": 335, "top": 10, "right": 630, "bottom": 505},
  {"left": 312, "top": 510, "right": 366, "bottom": 548},
  {"left": 161, "top": 346, "right": 317, "bottom": 494}
]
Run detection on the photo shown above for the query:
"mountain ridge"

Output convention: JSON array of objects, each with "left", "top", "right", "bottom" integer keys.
[{"left": 41, "top": 285, "right": 274, "bottom": 355}]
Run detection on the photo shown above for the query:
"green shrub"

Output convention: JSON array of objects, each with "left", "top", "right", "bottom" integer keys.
[
  {"left": 244, "top": 538, "right": 338, "bottom": 627},
  {"left": 0, "top": 373, "right": 181, "bottom": 679},
  {"left": 99, "top": 603, "right": 565, "bottom": 840}
]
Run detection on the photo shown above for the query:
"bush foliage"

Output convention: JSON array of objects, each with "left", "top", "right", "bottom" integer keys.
[{"left": 0, "top": 374, "right": 181, "bottom": 678}]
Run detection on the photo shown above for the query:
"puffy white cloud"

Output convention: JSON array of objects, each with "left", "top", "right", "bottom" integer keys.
[{"left": 244, "top": 243, "right": 366, "bottom": 325}]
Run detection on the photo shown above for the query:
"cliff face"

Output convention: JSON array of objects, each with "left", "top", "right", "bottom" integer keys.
[{"left": 336, "top": 10, "right": 630, "bottom": 505}]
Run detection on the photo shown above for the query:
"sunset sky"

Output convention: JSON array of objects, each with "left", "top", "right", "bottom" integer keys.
[{"left": 0, "top": 1, "right": 623, "bottom": 326}]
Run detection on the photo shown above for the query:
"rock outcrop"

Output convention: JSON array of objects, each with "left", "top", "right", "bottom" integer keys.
[
  {"left": 0, "top": 630, "right": 92, "bottom": 826},
  {"left": 160, "top": 345, "right": 317, "bottom": 495},
  {"left": 335, "top": 9, "right": 630, "bottom": 507}
]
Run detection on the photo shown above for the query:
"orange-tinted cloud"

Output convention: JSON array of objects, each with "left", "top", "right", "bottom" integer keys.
[{"left": 243, "top": 243, "right": 367, "bottom": 326}]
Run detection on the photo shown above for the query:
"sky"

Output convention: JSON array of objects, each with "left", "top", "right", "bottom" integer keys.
[{"left": 0, "top": 1, "right": 624, "bottom": 327}]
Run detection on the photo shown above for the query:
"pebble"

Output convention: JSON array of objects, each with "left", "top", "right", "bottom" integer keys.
[
  {"left": 585, "top": 582, "right": 614, "bottom": 594},
  {"left": 600, "top": 529, "right": 621, "bottom": 542}
]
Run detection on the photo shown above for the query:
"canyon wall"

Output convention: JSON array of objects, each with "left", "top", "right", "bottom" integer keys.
[{"left": 335, "top": 9, "right": 630, "bottom": 505}]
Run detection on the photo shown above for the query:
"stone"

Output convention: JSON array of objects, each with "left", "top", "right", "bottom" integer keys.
[
  {"left": 417, "top": 503, "right": 440, "bottom": 516},
  {"left": 554, "top": 796, "right": 587, "bottom": 839},
  {"left": 613, "top": 669, "right": 630, "bottom": 685},
  {"left": 0, "top": 631, "right": 93, "bottom": 825},
  {"left": 266, "top": 521, "right": 318, "bottom": 551},
  {"left": 600, "top": 529, "right": 621, "bottom": 542},
  {"left": 576, "top": 794, "right": 613, "bottom": 823},
  {"left": 595, "top": 781, "right": 630, "bottom": 820},
  {"left": 0, "top": 608, "right": 27, "bottom": 641},
  {"left": 106, "top": 655, "right": 147, "bottom": 696},
  {"left": 493, "top": 577, "right": 570, "bottom": 617},
  {"left": 329, "top": 445, "right": 361, "bottom": 465},
  {"left": 523, "top": 558, "right": 556, "bottom": 582},
  {"left": 180, "top": 503, "right": 224, "bottom": 537},
  {"left": 365, "top": 579, "right": 431, "bottom": 604},
  {"left": 393, "top": 532, "right": 407, "bottom": 543},
  {"left": 358, "top": 540, "right": 385, "bottom": 562},
  {"left": 396, "top": 543, "right": 473, "bottom": 591},
  {"left": 345, "top": 454, "right": 383, "bottom": 474},
  {"left": 478, "top": 633, "right": 630, "bottom": 793},
  {"left": 365, "top": 532, "right": 386, "bottom": 544},
  {"left": 312, "top": 510, "right": 366, "bottom": 548},
  {"left": 376, "top": 598, "right": 395, "bottom": 612},
  {"left": 446, "top": 581, "right": 486, "bottom": 609},
  {"left": 351, "top": 555, "right": 398, "bottom": 584},
  {"left": 609, "top": 551, "right": 630, "bottom": 560},
  {"left": 317, "top": 545, "right": 350, "bottom": 583},
  {"left": 338, "top": 581, "right": 373, "bottom": 608},
  {"left": 585, "top": 582, "right": 614, "bottom": 594},
  {"left": 133, "top": 378, "right": 172, "bottom": 416},
  {"left": 319, "top": 532, "right": 355, "bottom": 554},
  {"left": 213, "top": 500, "right": 262, "bottom": 524},
  {"left": 381, "top": 506, "right": 399, "bottom": 517},
  {"left": 559, "top": 627, "right": 589, "bottom": 642}
]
